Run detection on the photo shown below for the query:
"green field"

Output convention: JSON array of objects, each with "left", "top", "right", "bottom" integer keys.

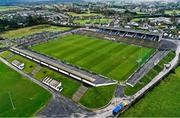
[
  {"left": 132, "top": 18, "right": 143, "bottom": 22},
  {"left": 0, "top": 51, "right": 81, "bottom": 98},
  {"left": 122, "top": 66, "right": 180, "bottom": 117},
  {"left": 1, "top": 51, "right": 37, "bottom": 74},
  {"left": 1, "top": 50, "right": 116, "bottom": 108},
  {"left": 34, "top": 67, "right": 81, "bottom": 98},
  {"left": 80, "top": 85, "right": 116, "bottom": 109},
  {"left": 67, "top": 12, "right": 100, "bottom": 17},
  {"left": 0, "top": 6, "right": 22, "bottom": 12},
  {"left": 74, "top": 18, "right": 112, "bottom": 25},
  {"left": 136, "top": 11, "right": 148, "bottom": 15},
  {"left": 30, "top": 34, "right": 154, "bottom": 81},
  {"left": 165, "top": 10, "right": 180, "bottom": 15},
  {"left": 0, "top": 25, "right": 72, "bottom": 39},
  {"left": 1, "top": 51, "right": 116, "bottom": 109},
  {"left": 1, "top": 51, "right": 114, "bottom": 108},
  {"left": 0, "top": 51, "right": 13, "bottom": 59},
  {"left": 0, "top": 61, "right": 52, "bottom": 117},
  {"left": 10, "top": 55, "right": 37, "bottom": 74}
]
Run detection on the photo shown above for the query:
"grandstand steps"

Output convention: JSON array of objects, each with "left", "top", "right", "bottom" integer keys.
[
  {"left": 32, "top": 65, "right": 42, "bottom": 75},
  {"left": 134, "top": 39, "right": 142, "bottom": 44},
  {"left": 140, "top": 40, "right": 144, "bottom": 45},
  {"left": 72, "top": 84, "right": 88, "bottom": 102},
  {"left": 77, "top": 30, "right": 160, "bottom": 49},
  {"left": 131, "top": 39, "right": 136, "bottom": 44},
  {"left": 6, "top": 53, "right": 14, "bottom": 61}
]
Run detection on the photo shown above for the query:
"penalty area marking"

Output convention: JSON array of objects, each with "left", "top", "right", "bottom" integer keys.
[{"left": 8, "top": 92, "right": 15, "bottom": 110}]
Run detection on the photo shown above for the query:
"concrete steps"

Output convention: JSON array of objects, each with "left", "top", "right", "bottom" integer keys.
[
  {"left": 72, "top": 84, "right": 88, "bottom": 102},
  {"left": 6, "top": 53, "right": 14, "bottom": 61},
  {"left": 32, "top": 65, "right": 42, "bottom": 75}
]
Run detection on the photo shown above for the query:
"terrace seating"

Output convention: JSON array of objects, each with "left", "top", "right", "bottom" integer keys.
[
  {"left": 77, "top": 29, "right": 161, "bottom": 49},
  {"left": 125, "top": 32, "right": 134, "bottom": 38},
  {"left": 153, "top": 36, "right": 159, "bottom": 41},
  {"left": 97, "top": 28, "right": 161, "bottom": 43},
  {"left": 135, "top": 34, "right": 144, "bottom": 39},
  {"left": 118, "top": 32, "right": 125, "bottom": 37},
  {"left": 144, "top": 35, "right": 154, "bottom": 41}
]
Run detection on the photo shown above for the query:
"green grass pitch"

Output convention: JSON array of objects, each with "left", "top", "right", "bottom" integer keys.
[
  {"left": 0, "top": 61, "right": 52, "bottom": 117},
  {"left": 30, "top": 34, "right": 155, "bottom": 81}
]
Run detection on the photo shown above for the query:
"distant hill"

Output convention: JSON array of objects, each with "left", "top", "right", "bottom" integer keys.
[
  {"left": 83, "top": 0, "right": 179, "bottom": 3},
  {"left": 0, "top": 0, "right": 83, "bottom": 6}
]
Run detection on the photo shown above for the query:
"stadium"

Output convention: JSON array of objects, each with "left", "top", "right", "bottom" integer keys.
[
  {"left": 0, "top": 25, "right": 179, "bottom": 117},
  {"left": 9, "top": 27, "right": 158, "bottom": 86}
]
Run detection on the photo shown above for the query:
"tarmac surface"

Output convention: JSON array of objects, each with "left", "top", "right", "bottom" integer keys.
[
  {"left": 115, "top": 85, "right": 125, "bottom": 98},
  {"left": 38, "top": 93, "right": 95, "bottom": 117}
]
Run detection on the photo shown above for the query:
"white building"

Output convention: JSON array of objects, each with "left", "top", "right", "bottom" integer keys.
[{"left": 12, "top": 60, "right": 24, "bottom": 70}]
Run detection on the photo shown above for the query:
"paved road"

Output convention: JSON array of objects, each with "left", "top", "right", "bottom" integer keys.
[
  {"left": 39, "top": 93, "right": 95, "bottom": 117},
  {"left": 115, "top": 85, "right": 125, "bottom": 98}
]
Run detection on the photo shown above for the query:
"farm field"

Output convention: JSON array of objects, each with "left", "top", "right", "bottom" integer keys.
[
  {"left": 165, "top": 10, "right": 180, "bottom": 15},
  {"left": 0, "top": 25, "right": 72, "bottom": 39},
  {"left": 136, "top": 11, "right": 148, "bottom": 15},
  {"left": 67, "top": 12, "right": 100, "bottom": 17},
  {"left": 0, "top": 6, "right": 22, "bottom": 12},
  {"left": 74, "top": 18, "right": 112, "bottom": 25},
  {"left": 30, "top": 34, "right": 155, "bottom": 81},
  {"left": 122, "top": 66, "right": 180, "bottom": 117},
  {"left": 0, "top": 61, "right": 52, "bottom": 117},
  {"left": 132, "top": 18, "right": 143, "bottom": 22}
]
